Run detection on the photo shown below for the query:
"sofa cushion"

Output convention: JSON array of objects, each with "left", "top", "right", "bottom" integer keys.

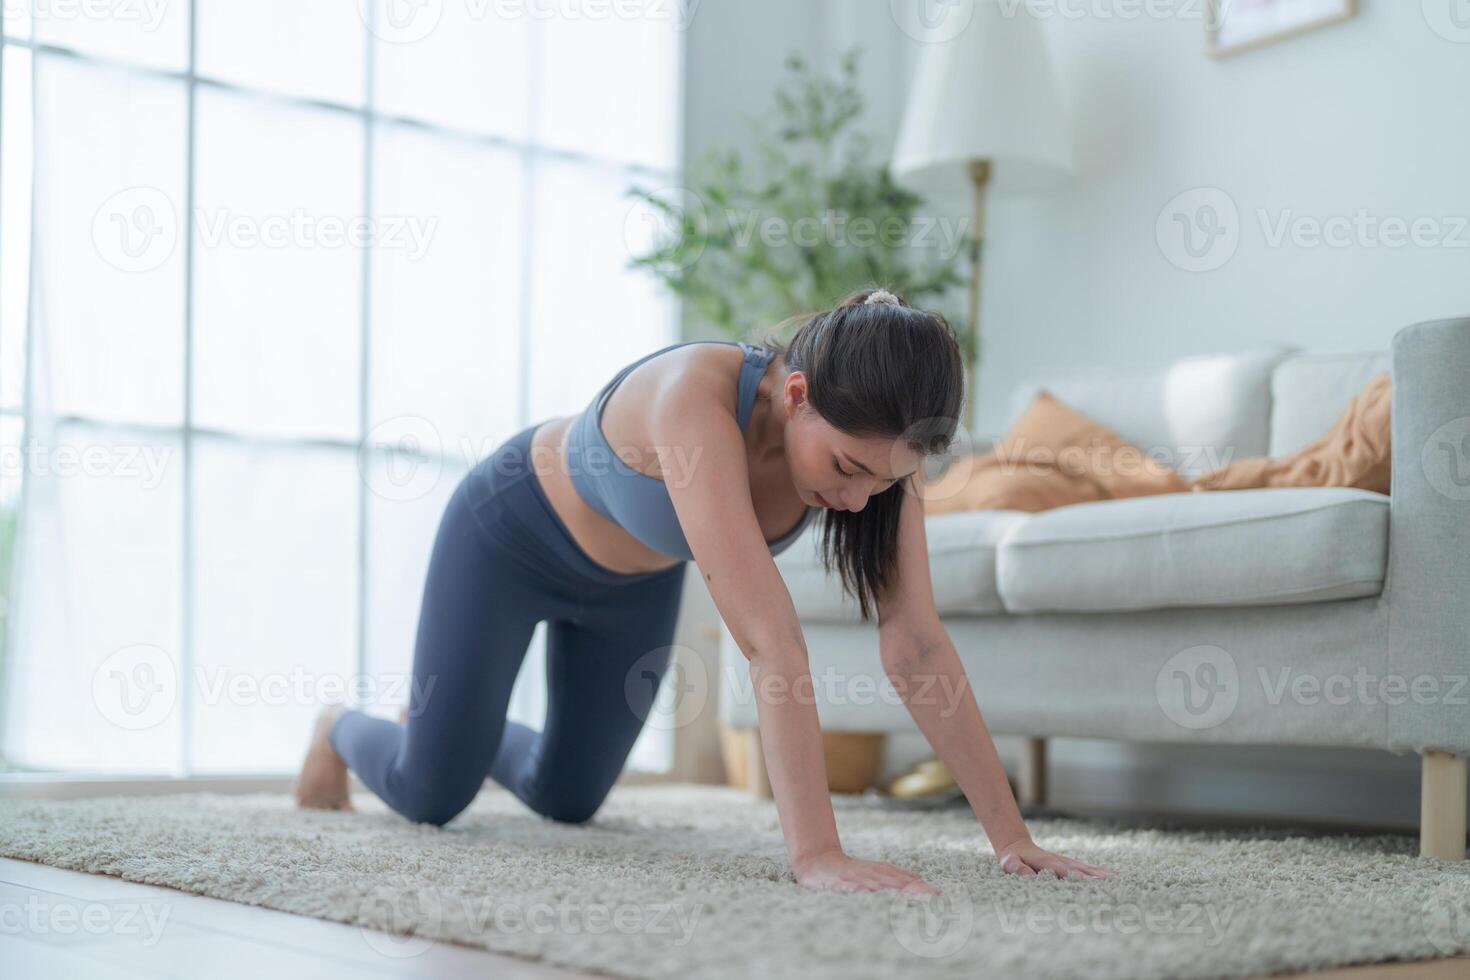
[
  {"left": 995, "top": 487, "right": 1389, "bottom": 613},
  {"left": 1269, "top": 351, "right": 1392, "bottom": 456},
  {"left": 1006, "top": 346, "right": 1294, "bottom": 480},
  {"left": 778, "top": 509, "right": 1030, "bottom": 619}
]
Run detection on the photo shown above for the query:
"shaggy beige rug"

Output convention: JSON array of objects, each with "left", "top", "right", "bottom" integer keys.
[{"left": 0, "top": 782, "right": 1466, "bottom": 980}]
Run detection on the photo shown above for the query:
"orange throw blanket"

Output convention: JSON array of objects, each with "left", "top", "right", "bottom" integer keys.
[{"left": 1189, "top": 373, "right": 1392, "bottom": 495}]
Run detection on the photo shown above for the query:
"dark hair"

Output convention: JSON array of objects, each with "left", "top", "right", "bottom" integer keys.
[{"left": 754, "top": 286, "right": 965, "bottom": 623}]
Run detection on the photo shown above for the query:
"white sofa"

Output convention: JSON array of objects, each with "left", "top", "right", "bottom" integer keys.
[{"left": 719, "top": 318, "right": 1470, "bottom": 858}]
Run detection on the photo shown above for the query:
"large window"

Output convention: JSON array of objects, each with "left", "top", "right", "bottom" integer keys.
[{"left": 0, "top": 1, "right": 683, "bottom": 775}]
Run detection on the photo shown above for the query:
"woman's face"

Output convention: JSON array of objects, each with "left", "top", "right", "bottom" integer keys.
[{"left": 778, "top": 370, "right": 922, "bottom": 513}]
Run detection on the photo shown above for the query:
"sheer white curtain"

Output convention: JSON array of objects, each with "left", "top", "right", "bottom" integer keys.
[{"left": 0, "top": 0, "right": 682, "bottom": 775}]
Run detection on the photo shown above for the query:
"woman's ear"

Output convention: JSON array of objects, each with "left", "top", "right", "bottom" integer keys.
[{"left": 782, "top": 370, "right": 808, "bottom": 412}]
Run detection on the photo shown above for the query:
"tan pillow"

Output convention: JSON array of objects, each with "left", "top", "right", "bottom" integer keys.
[
  {"left": 921, "top": 391, "right": 1189, "bottom": 515},
  {"left": 1190, "top": 373, "right": 1391, "bottom": 494},
  {"left": 919, "top": 450, "right": 1105, "bottom": 514}
]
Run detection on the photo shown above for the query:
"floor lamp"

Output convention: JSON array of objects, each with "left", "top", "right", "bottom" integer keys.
[{"left": 890, "top": 0, "right": 1074, "bottom": 432}]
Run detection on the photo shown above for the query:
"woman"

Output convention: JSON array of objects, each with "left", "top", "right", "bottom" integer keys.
[{"left": 295, "top": 286, "right": 1110, "bottom": 894}]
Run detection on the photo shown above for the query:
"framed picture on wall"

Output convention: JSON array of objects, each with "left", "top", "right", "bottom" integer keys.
[{"left": 1207, "top": 0, "right": 1356, "bottom": 57}]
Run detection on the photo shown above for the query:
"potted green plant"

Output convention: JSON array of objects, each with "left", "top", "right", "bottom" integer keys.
[{"left": 626, "top": 47, "right": 975, "bottom": 366}]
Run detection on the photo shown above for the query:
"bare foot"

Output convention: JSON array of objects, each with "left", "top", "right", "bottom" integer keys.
[{"left": 294, "top": 705, "right": 354, "bottom": 812}]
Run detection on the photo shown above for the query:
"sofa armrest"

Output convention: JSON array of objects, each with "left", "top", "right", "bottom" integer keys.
[{"left": 1385, "top": 316, "right": 1470, "bottom": 754}]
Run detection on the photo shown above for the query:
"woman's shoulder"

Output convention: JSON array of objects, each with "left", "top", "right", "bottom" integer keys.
[
  {"left": 595, "top": 341, "right": 749, "bottom": 465},
  {"left": 609, "top": 340, "right": 747, "bottom": 412}
]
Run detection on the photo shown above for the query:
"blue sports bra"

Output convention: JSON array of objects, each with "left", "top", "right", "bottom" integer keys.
[{"left": 566, "top": 339, "right": 817, "bottom": 561}]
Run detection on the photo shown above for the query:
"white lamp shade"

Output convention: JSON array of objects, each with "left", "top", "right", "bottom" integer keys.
[{"left": 891, "top": 0, "right": 1073, "bottom": 197}]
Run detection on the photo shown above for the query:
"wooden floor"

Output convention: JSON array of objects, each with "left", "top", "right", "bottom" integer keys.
[
  {"left": 0, "top": 857, "right": 579, "bottom": 979},
  {"left": 0, "top": 856, "right": 1463, "bottom": 979}
]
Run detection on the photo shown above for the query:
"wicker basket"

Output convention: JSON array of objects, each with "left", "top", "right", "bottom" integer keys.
[{"left": 719, "top": 724, "right": 884, "bottom": 794}]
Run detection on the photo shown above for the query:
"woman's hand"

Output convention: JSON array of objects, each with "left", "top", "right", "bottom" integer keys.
[
  {"left": 995, "top": 836, "right": 1110, "bottom": 880},
  {"left": 793, "top": 848, "right": 941, "bottom": 895}
]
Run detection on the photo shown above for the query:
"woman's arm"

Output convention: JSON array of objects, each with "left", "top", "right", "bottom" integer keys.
[
  {"left": 875, "top": 486, "right": 1110, "bottom": 880},
  {"left": 654, "top": 386, "right": 936, "bottom": 894}
]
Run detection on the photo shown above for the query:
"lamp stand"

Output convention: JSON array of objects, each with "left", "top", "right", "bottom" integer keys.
[{"left": 965, "top": 159, "right": 992, "bottom": 435}]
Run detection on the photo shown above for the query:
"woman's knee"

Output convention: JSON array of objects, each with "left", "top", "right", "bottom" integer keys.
[
  {"left": 527, "top": 785, "right": 608, "bottom": 825},
  {"left": 389, "top": 774, "right": 481, "bottom": 828}
]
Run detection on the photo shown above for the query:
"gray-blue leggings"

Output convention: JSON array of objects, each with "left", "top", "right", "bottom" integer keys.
[{"left": 331, "top": 422, "right": 688, "bottom": 826}]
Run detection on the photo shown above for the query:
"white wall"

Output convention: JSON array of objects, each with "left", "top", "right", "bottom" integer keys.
[
  {"left": 961, "top": 0, "right": 1470, "bottom": 434},
  {"left": 677, "top": 0, "right": 1469, "bottom": 829}
]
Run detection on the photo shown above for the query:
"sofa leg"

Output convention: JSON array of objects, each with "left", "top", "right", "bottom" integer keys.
[
  {"left": 746, "top": 728, "right": 773, "bottom": 800},
  {"left": 1421, "top": 751, "right": 1467, "bottom": 859},
  {"left": 1018, "top": 737, "right": 1048, "bottom": 807}
]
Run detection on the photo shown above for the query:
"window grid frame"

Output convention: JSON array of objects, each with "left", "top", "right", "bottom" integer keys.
[{"left": 0, "top": 6, "right": 685, "bottom": 777}]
